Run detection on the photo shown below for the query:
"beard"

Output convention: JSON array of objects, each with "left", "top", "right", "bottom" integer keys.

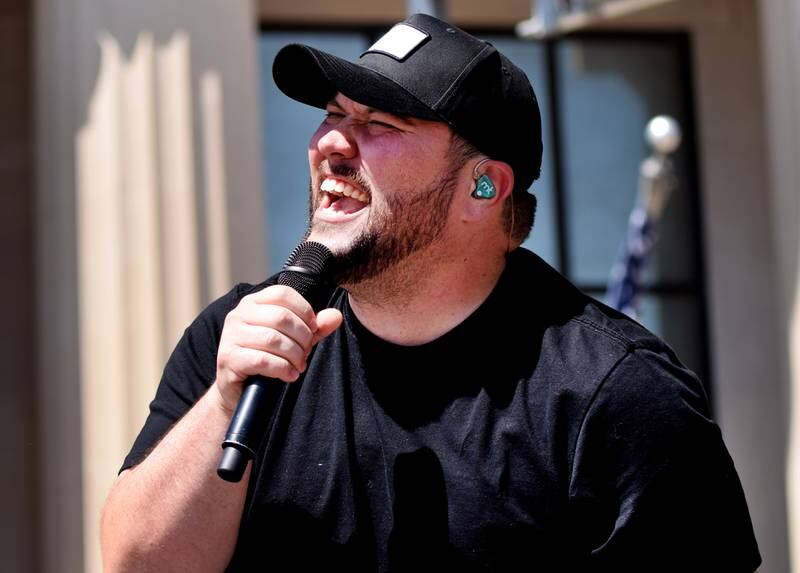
[{"left": 306, "top": 162, "right": 461, "bottom": 287}]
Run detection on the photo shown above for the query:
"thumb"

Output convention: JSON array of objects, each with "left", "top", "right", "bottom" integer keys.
[{"left": 312, "top": 308, "right": 344, "bottom": 345}]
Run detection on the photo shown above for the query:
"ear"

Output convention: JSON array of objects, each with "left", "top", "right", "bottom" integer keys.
[{"left": 462, "top": 160, "right": 515, "bottom": 222}]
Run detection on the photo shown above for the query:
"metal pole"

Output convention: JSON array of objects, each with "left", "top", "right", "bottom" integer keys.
[
  {"left": 639, "top": 115, "right": 682, "bottom": 220},
  {"left": 406, "top": 0, "right": 447, "bottom": 19},
  {"left": 605, "top": 115, "right": 682, "bottom": 318}
]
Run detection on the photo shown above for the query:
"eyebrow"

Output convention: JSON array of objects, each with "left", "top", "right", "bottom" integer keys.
[
  {"left": 326, "top": 98, "right": 376, "bottom": 114},
  {"left": 326, "top": 98, "right": 416, "bottom": 125},
  {"left": 326, "top": 98, "right": 380, "bottom": 115}
]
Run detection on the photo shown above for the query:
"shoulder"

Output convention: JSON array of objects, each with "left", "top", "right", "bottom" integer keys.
[
  {"left": 508, "top": 248, "right": 670, "bottom": 351},
  {"left": 503, "top": 249, "right": 711, "bottom": 465},
  {"left": 507, "top": 248, "right": 687, "bottom": 391}
]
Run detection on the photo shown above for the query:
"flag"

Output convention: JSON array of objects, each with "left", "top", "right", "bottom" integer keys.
[
  {"left": 605, "top": 200, "right": 657, "bottom": 319},
  {"left": 606, "top": 118, "right": 680, "bottom": 318}
]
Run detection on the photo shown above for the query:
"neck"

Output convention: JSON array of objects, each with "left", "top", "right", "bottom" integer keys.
[{"left": 345, "top": 245, "right": 508, "bottom": 345}]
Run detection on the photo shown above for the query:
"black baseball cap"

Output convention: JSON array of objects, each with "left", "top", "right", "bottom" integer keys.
[{"left": 272, "top": 13, "right": 543, "bottom": 193}]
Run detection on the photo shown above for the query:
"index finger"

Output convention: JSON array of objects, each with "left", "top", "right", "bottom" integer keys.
[{"left": 247, "top": 285, "right": 317, "bottom": 330}]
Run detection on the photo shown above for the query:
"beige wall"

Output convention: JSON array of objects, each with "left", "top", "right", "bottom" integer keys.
[{"left": 1, "top": 2, "right": 37, "bottom": 572}]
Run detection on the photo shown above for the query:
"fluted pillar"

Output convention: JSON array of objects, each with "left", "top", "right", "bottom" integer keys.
[
  {"left": 760, "top": 1, "right": 800, "bottom": 570},
  {"left": 35, "top": 1, "right": 265, "bottom": 571}
]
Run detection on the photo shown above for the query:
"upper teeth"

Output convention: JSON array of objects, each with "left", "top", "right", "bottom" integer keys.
[{"left": 321, "top": 178, "right": 369, "bottom": 203}]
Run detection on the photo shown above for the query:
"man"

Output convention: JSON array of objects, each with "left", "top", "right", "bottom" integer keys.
[{"left": 101, "top": 13, "right": 761, "bottom": 572}]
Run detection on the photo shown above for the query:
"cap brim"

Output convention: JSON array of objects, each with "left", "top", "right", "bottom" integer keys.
[{"left": 273, "top": 44, "right": 440, "bottom": 121}]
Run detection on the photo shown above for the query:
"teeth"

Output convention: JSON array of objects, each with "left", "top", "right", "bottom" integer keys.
[{"left": 320, "top": 177, "right": 370, "bottom": 204}]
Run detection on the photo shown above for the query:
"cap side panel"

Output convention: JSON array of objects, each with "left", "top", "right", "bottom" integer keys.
[{"left": 431, "top": 44, "right": 497, "bottom": 112}]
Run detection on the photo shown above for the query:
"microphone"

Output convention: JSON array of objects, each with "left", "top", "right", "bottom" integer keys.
[{"left": 217, "top": 241, "right": 336, "bottom": 482}]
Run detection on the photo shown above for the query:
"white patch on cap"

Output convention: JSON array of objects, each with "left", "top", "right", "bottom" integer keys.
[{"left": 366, "top": 24, "right": 428, "bottom": 60}]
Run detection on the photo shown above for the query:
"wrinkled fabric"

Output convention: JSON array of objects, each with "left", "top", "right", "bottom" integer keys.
[{"left": 124, "top": 248, "right": 760, "bottom": 572}]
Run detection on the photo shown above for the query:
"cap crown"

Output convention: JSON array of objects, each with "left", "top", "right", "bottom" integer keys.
[{"left": 273, "top": 13, "right": 543, "bottom": 191}]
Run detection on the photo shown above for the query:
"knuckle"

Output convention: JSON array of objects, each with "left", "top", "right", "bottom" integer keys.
[
  {"left": 225, "top": 306, "right": 246, "bottom": 327},
  {"left": 222, "top": 310, "right": 236, "bottom": 327},
  {"left": 217, "top": 351, "right": 244, "bottom": 385},
  {"left": 272, "top": 285, "right": 294, "bottom": 297},
  {"left": 263, "top": 329, "right": 282, "bottom": 349},
  {"left": 240, "top": 292, "right": 258, "bottom": 306},
  {"left": 216, "top": 342, "right": 234, "bottom": 364},
  {"left": 249, "top": 352, "right": 269, "bottom": 371},
  {"left": 277, "top": 359, "right": 296, "bottom": 377},
  {"left": 273, "top": 308, "right": 294, "bottom": 329},
  {"left": 263, "top": 285, "right": 292, "bottom": 303}
]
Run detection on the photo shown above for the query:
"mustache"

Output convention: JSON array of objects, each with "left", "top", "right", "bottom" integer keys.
[{"left": 318, "top": 161, "right": 374, "bottom": 197}]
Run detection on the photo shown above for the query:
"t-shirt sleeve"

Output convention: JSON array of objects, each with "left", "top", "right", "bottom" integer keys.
[
  {"left": 120, "top": 281, "right": 265, "bottom": 472},
  {"left": 568, "top": 347, "right": 761, "bottom": 572}
]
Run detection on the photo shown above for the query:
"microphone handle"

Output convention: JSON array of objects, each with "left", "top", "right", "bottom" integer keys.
[{"left": 217, "top": 242, "right": 334, "bottom": 482}]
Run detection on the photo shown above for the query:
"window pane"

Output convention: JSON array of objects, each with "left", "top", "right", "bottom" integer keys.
[
  {"left": 259, "top": 32, "right": 368, "bottom": 272},
  {"left": 481, "top": 36, "right": 559, "bottom": 269},
  {"left": 557, "top": 37, "right": 698, "bottom": 286}
]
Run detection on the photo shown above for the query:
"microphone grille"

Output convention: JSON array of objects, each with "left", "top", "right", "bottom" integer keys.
[
  {"left": 284, "top": 241, "right": 335, "bottom": 276},
  {"left": 278, "top": 241, "right": 336, "bottom": 308}
]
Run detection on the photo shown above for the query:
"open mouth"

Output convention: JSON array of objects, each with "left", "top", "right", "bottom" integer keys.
[{"left": 318, "top": 177, "right": 371, "bottom": 215}]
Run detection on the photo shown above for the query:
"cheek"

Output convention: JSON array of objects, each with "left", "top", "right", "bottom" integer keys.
[{"left": 360, "top": 140, "right": 436, "bottom": 186}]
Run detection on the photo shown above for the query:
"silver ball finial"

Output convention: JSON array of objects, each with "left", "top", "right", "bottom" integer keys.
[{"left": 645, "top": 115, "right": 682, "bottom": 155}]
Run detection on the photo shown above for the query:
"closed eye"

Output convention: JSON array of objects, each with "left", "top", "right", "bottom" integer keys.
[
  {"left": 322, "top": 106, "right": 406, "bottom": 132},
  {"left": 324, "top": 111, "right": 345, "bottom": 123},
  {"left": 368, "top": 119, "right": 400, "bottom": 130}
]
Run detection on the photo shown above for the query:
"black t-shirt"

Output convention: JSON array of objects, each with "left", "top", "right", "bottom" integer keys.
[{"left": 123, "top": 248, "right": 761, "bottom": 572}]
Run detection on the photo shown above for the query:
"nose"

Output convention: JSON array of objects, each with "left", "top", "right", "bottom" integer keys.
[{"left": 315, "top": 123, "right": 358, "bottom": 160}]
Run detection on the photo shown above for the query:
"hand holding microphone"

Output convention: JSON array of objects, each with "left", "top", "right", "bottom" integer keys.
[{"left": 215, "top": 242, "right": 341, "bottom": 482}]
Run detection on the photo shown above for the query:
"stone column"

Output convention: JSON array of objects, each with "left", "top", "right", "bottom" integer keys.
[{"left": 759, "top": 1, "right": 800, "bottom": 571}]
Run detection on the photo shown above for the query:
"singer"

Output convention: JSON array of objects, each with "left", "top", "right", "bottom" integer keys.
[{"left": 101, "top": 14, "right": 760, "bottom": 572}]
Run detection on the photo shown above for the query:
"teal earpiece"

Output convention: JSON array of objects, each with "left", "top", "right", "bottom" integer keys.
[{"left": 472, "top": 174, "right": 496, "bottom": 199}]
